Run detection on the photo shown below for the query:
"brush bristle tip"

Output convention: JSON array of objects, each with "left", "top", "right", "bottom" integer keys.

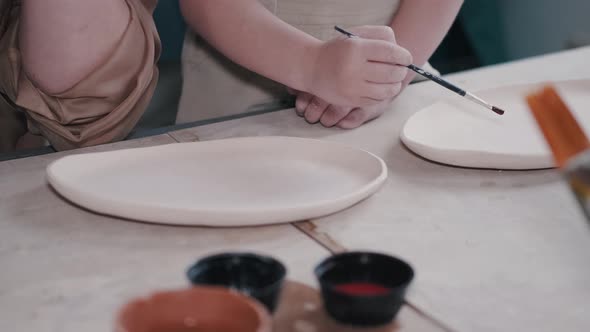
[{"left": 492, "top": 107, "right": 505, "bottom": 115}]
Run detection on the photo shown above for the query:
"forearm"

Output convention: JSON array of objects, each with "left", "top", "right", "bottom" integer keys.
[
  {"left": 19, "top": 0, "right": 130, "bottom": 94},
  {"left": 391, "top": 0, "right": 463, "bottom": 84},
  {"left": 179, "top": 0, "right": 321, "bottom": 92}
]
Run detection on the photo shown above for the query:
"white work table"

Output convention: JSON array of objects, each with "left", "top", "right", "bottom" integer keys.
[
  {"left": 169, "top": 46, "right": 590, "bottom": 332},
  {"left": 0, "top": 128, "right": 442, "bottom": 330},
  {"left": 1, "top": 47, "right": 589, "bottom": 332}
]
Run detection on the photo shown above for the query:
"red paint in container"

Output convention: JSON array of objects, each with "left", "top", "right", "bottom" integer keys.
[{"left": 334, "top": 282, "right": 390, "bottom": 296}]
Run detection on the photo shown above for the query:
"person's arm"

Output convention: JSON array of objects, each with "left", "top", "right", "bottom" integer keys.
[
  {"left": 179, "top": 0, "right": 411, "bottom": 108},
  {"left": 391, "top": 0, "right": 464, "bottom": 85},
  {"left": 295, "top": 0, "right": 463, "bottom": 129},
  {"left": 19, "top": 0, "right": 130, "bottom": 94}
]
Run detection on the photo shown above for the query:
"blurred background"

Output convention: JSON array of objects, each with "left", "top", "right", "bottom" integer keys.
[
  {"left": 139, "top": 0, "right": 590, "bottom": 133},
  {"left": 430, "top": 0, "right": 590, "bottom": 73}
]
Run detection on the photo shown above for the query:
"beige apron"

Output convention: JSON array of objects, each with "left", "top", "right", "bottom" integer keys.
[{"left": 177, "top": 0, "right": 403, "bottom": 124}]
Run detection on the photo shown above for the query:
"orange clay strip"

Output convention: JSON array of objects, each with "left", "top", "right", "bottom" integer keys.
[{"left": 526, "top": 85, "right": 590, "bottom": 168}]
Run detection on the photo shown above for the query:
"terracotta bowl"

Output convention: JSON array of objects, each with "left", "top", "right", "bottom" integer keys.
[{"left": 115, "top": 287, "right": 272, "bottom": 332}]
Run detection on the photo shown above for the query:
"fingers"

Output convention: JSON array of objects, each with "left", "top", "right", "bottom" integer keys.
[
  {"left": 298, "top": 93, "right": 353, "bottom": 128},
  {"left": 359, "top": 82, "right": 402, "bottom": 103},
  {"left": 347, "top": 25, "right": 396, "bottom": 43},
  {"left": 295, "top": 92, "right": 313, "bottom": 116},
  {"left": 320, "top": 105, "right": 353, "bottom": 128},
  {"left": 363, "top": 62, "right": 408, "bottom": 84},
  {"left": 307, "top": 25, "right": 411, "bottom": 108},
  {"left": 363, "top": 40, "right": 412, "bottom": 66},
  {"left": 304, "top": 96, "right": 330, "bottom": 124},
  {"left": 337, "top": 107, "right": 382, "bottom": 129}
]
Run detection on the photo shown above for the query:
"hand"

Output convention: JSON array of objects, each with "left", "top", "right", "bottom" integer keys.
[
  {"left": 305, "top": 25, "right": 412, "bottom": 108},
  {"left": 293, "top": 91, "right": 393, "bottom": 129}
]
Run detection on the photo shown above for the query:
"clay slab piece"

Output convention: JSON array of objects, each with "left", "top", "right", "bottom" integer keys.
[
  {"left": 46, "top": 136, "right": 387, "bottom": 226},
  {"left": 401, "top": 80, "right": 590, "bottom": 170}
]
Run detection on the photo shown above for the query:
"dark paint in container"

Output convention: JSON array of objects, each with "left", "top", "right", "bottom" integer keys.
[{"left": 187, "top": 252, "right": 286, "bottom": 312}]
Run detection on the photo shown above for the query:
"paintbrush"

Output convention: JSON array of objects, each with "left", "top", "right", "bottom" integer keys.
[
  {"left": 334, "top": 26, "right": 505, "bottom": 116},
  {"left": 527, "top": 85, "right": 590, "bottom": 221}
]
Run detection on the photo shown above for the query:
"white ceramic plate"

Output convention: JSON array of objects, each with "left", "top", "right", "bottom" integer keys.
[
  {"left": 46, "top": 136, "right": 387, "bottom": 226},
  {"left": 401, "top": 79, "right": 590, "bottom": 170}
]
